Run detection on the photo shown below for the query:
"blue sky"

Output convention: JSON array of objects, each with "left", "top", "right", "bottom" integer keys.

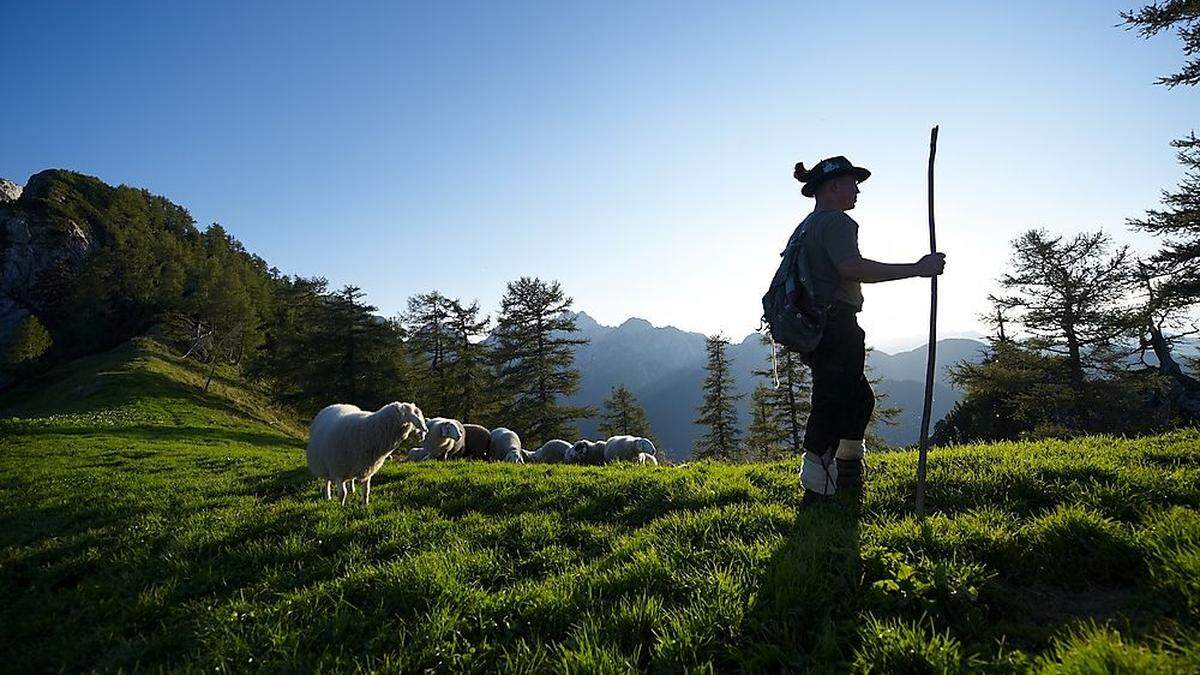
[{"left": 2, "top": 1, "right": 1194, "bottom": 350}]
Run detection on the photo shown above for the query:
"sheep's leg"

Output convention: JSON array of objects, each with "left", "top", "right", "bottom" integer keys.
[
  {"left": 351, "top": 480, "right": 357, "bottom": 494},
  {"left": 339, "top": 480, "right": 349, "bottom": 506},
  {"left": 324, "top": 480, "right": 332, "bottom": 500},
  {"left": 363, "top": 477, "right": 372, "bottom": 506}
]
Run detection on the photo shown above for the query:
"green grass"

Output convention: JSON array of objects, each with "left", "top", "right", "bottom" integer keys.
[{"left": 1, "top": 339, "right": 1198, "bottom": 673}]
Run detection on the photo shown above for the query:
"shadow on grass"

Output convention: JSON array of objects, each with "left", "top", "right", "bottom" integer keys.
[
  {"left": 241, "top": 466, "right": 314, "bottom": 502},
  {"left": 735, "top": 501, "right": 862, "bottom": 673}
]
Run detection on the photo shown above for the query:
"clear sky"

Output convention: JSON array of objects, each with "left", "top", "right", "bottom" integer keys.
[{"left": 2, "top": 1, "right": 1195, "bottom": 351}]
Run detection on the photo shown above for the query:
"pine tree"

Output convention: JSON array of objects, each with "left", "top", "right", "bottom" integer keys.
[
  {"left": 598, "top": 384, "right": 657, "bottom": 444},
  {"left": 743, "top": 382, "right": 785, "bottom": 462},
  {"left": 279, "top": 285, "right": 415, "bottom": 415},
  {"left": 751, "top": 337, "right": 812, "bottom": 457},
  {"left": 250, "top": 275, "right": 331, "bottom": 409},
  {"left": 1122, "top": 2, "right": 1200, "bottom": 88},
  {"left": 492, "top": 277, "right": 593, "bottom": 446},
  {"left": 445, "top": 298, "right": 499, "bottom": 425},
  {"left": 403, "top": 291, "right": 455, "bottom": 415},
  {"left": 1122, "top": 3, "right": 1200, "bottom": 423},
  {"left": 990, "top": 229, "right": 1135, "bottom": 427},
  {"left": 693, "top": 333, "right": 743, "bottom": 460}
]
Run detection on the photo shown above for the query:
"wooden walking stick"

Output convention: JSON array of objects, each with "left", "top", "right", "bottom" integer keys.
[{"left": 915, "top": 125, "right": 938, "bottom": 517}]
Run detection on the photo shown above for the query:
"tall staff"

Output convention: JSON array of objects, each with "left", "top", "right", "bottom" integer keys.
[{"left": 915, "top": 125, "right": 938, "bottom": 517}]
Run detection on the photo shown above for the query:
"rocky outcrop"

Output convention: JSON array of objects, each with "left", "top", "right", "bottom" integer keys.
[
  {"left": 0, "top": 178, "right": 20, "bottom": 203},
  {"left": 0, "top": 174, "right": 97, "bottom": 349}
]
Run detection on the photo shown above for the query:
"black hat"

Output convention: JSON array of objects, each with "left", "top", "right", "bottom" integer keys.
[{"left": 795, "top": 156, "right": 871, "bottom": 197}]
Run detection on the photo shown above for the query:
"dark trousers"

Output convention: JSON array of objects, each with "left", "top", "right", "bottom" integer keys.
[{"left": 803, "top": 303, "right": 875, "bottom": 455}]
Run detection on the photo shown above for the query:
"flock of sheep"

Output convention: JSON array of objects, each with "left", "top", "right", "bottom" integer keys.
[{"left": 305, "top": 401, "right": 661, "bottom": 505}]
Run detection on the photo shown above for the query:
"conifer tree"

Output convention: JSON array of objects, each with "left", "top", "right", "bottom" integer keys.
[
  {"left": 250, "top": 275, "right": 331, "bottom": 409},
  {"left": 492, "top": 277, "right": 593, "bottom": 445},
  {"left": 743, "top": 382, "right": 786, "bottom": 462},
  {"left": 693, "top": 333, "right": 743, "bottom": 460},
  {"left": 403, "top": 291, "right": 455, "bottom": 415},
  {"left": 1122, "top": 3, "right": 1200, "bottom": 423},
  {"left": 286, "top": 285, "right": 414, "bottom": 414},
  {"left": 598, "top": 384, "right": 656, "bottom": 444},
  {"left": 990, "top": 229, "right": 1134, "bottom": 426},
  {"left": 751, "top": 337, "right": 811, "bottom": 456},
  {"left": 446, "top": 298, "right": 499, "bottom": 425}
]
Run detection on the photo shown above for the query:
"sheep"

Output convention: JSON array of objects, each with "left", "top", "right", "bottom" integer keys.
[
  {"left": 603, "top": 435, "right": 658, "bottom": 463},
  {"left": 306, "top": 401, "right": 427, "bottom": 505},
  {"left": 406, "top": 447, "right": 432, "bottom": 462},
  {"left": 566, "top": 439, "right": 607, "bottom": 465},
  {"left": 490, "top": 427, "right": 522, "bottom": 460},
  {"left": 462, "top": 423, "right": 492, "bottom": 460},
  {"left": 503, "top": 448, "right": 534, "bottom": 463},
  {"left": 420, "top": 417, "right": 466, "bottom": 460},
  {"left": 531, "top": 439, "right": 571, "bottom": 464},
  {"left": 636, "top": 452, "right": 659, "bottom": 465}
]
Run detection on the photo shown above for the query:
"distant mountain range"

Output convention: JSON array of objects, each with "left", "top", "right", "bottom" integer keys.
[{"left": 561, "top": 311, "right": 991, "bottom": 461}]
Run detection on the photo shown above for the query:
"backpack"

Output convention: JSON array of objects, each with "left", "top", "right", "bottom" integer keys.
[{"left": 760, "top": 216, "right": 828, "bottom": 359}]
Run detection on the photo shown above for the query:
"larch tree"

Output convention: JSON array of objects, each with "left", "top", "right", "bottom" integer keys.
[
  {"left": 743, "top": 382, "right": 786, "bottom": 462},
  {"left": 403, "top": 291, "right": 455, "bottom": 416},
  {"left": 989, "top": 229, "right": 1135, "bottom": 425},
  {"left": 750, "top": 336, "right": 811, "bottom": 457},
  {"left": 693, "top": 333, "right": 743, "bottom": 460},
  {"left": 492, "top": 277, "right": 593, "bottom": 446},
  {"left": 1123, "top": 1, "right": 1200, "bottom": 422},
  {"left": 446, "top": 298, "right": 499, "bottom": 425},
  {"left": 598, "top": 384, "right": 657, "bottom": 445}
]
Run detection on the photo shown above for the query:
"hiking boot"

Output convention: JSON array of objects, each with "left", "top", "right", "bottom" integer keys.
[
  {"left": 835, "top": 458, "right": 863, "bottom": 492},
  {"left": 799, "top": 489, "right": 830, "bottom": 509}
]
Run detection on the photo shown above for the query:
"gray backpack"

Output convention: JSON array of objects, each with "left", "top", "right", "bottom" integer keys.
[{"left": 761, "top": 216, "right": 828, "bottom": 359}]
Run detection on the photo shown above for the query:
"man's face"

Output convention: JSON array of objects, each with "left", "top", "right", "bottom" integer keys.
[
  {"left": 832, "top": 175, "right": 860, "bottom": 210},
  {"left": 817, "top": 174, "right": 861, "bottom": 210}
]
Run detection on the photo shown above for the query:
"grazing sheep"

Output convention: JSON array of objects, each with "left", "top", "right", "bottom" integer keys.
[
  {"left": 636, "top": 452, "right": 659, "bottom": 465},
  {"left": 603, "top": 435, "right": 657, "bottom": 463},
  {"left": 531, "top": 439, "right": 571, "bottom": 464},
  {"left": 421, "top": 417, "right": 466, "bottom": 459},
  {"left": 490, "top": 427, "right": 522, "bottom": 459},
  {"left": 462, "top": 423, "right": 492, "bottom": 460},
  {"left": 306, "top": 401, "right": 427, "bottom": 505},
  {"left": 406, "top": 447, "right": 432, "bottom": 462},
  {"left": 504, "top": 448, "right": 534, "bottom": 463},
  {"left": 566, "top": 439, "right": 607, "bottom": 465}
]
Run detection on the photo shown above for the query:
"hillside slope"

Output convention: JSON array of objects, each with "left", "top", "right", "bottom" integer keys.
[{"left": 1, "top": 339, "right": 1199, "bottom": 672}]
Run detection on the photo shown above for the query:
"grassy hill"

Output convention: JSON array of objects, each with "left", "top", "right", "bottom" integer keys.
[{"left": 1, "top": 339, "right": 1198, "bottom": 672}]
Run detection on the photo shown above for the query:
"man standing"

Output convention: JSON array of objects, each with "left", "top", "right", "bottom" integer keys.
[{"left": 793, "top": 156, "right": 945, "bottom": 505}]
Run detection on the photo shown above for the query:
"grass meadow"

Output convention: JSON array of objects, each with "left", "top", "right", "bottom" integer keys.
[{"left": 1, "top": 339, "right": 1199, "bottom": 672}]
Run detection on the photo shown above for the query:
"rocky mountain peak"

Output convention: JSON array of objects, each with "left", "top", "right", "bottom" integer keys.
[{"left": 0, "top": 178, "right": 21, "bottom": 203}]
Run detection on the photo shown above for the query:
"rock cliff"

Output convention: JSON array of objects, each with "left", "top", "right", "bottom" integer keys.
[{"left": 0, "top": 172, "right": 97, "bottom": 349}]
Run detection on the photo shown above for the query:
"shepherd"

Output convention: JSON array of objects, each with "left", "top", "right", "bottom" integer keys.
[{"left": 790, "top": 156, "right": 946, "bottom": 506}]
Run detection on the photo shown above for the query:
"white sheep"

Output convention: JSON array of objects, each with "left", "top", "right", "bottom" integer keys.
[
  {"left": 490, "top": 427, "right": 521, "bottom": 459},
  {"left": 421, "top": 417, "right": 466, "bottom": 459},
  {"left": 603, "top": 435, "right": 657, "bottom": 463},
  {"left": 504, "top": 448, "right": 534, "bottom": 463},
  {"left": 566, "top": 439, "right": 607, "bottom": 465},
  {"left": 306, "top": 401, "right": 427, "bottom": 505},
  {"left": 531, "top": 439, "right": 571, "bottom": 464}
]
